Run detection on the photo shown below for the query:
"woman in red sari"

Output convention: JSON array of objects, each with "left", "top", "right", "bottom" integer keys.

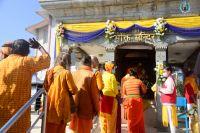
[{"left": 121, "top": 69, "right": 147, "bottom": 133}]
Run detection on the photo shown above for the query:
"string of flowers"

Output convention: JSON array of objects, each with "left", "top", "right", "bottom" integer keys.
[
  {"left": 154, "top": 63, "right": 166, "bottom": 86},
  {"left": 56, "top": 23, "right": 65, "bottom": 38},
  {"left": 153, "top": 18, "right": 167, "bottom": 37},
  {"left": 105, "top": 20, "right": 117, "bottom": 42}
]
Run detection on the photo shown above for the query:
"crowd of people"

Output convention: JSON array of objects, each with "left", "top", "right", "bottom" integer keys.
[{"left": 0, "top": 39, "right": 199, "bottom": 133}]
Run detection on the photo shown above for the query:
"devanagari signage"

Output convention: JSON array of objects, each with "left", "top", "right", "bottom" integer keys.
[{"left": 115, "top": 32, "right": 155, "bottom": 43}]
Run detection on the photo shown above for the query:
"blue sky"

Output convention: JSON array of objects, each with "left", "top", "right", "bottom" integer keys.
[{"left": 0, "top": 0, "right": 43, "bottom": 47}]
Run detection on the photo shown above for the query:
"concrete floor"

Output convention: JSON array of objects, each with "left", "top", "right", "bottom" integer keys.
[{"left": 30, "top": 105, "right": 189, "bottom": 133}]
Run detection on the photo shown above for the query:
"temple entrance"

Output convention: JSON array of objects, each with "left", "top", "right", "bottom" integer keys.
[{"left": 115, "top": 43, "right": 156, "bottom": 99}]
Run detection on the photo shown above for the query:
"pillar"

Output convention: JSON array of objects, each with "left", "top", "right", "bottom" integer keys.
[
  {"left": 49, "top": 16, "right": 59, "bottom": 68},
  {"left": 155, "top": 46, "right": 169, "bottom": 132}
]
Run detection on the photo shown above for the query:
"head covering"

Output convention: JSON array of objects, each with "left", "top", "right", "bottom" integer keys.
[
  {"left": 1, "top": 42, "right": 13, "bottom": 56},
  {"left": 105, "top": 62, "right": 114, "bottom": 73}
]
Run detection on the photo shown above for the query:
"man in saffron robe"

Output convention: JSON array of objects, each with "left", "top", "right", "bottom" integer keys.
[
  {"left": 0, "top": 39, "right": 50, "bottom": 133},
  {"left": 122, "top": 69, "right": 146, "bottom": 133},
  {"left": 69, "top": 55, "right": 99, "bottom": 133},
  {"left": 184, "top": 70, "right": 199, "bottom": 129},
  {"left": 100, "top": 62, "right": 119, "bottom": 133},
  {"left": 44, "top": 52, "right": 78, "bottom": 133}
]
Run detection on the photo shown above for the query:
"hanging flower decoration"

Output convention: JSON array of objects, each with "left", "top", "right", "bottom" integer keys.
[
  {"left": 154, "top": 63, "right": 166, "bottom": 86},
  {"left": 105, "top": 20, "right": 117, "bottom": 42},
  {"left": 56, "top": 23, "right": 65, "bottom": 38},
  {"left": 153, "top": 18, "right": 167, "bottom": 37}
]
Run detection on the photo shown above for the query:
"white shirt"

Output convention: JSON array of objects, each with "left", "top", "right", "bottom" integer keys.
[
  {"left": 160, "top": 76, "right": 176, "bottom": 105},
  {"left": 160, "top": 76, "right": 175, "bottom": 94}
]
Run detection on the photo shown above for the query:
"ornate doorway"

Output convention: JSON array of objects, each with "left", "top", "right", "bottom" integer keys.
[{"left": 115, "top": 42, "right": 155, "bottom": 99}]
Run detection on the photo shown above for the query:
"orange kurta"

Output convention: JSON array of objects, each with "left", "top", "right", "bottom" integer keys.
[
  {"left": 122, "top": 77, "right": 146, "bottom": 96},
  {"left": 70, "top": 65, "right": 99, "bottom": 133},
  {"left": 0, "top": 54, "right": 50, "bottom": 133},
  {"left": 45, "top": 65, "right": 78, "bottom": 133},
  {"left": 122, "top": 76, "right": 146, "bottom": 133}
]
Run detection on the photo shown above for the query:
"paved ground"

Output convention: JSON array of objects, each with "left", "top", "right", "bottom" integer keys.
[{"left": 30, "top": 105, "right": 190, "bottom": 133}]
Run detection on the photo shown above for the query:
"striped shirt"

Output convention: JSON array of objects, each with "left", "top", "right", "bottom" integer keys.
[{"left": 122, "top": 76, "right": 147, "bottom": 96}]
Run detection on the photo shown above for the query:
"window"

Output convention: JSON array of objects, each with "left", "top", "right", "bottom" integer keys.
[{"left": 43, "top": 27, "right": 48, "bottom": 44}]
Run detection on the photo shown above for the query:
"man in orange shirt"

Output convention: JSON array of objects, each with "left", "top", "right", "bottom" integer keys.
[
  {"left": 0, "top": 38, "right": 50, "bottom": 133},
  {"left": 122, "top": 69, "right": 146, "bottom": 133},
  {"left": 69, "top": 55, "right": 99, "bottom": 133}
]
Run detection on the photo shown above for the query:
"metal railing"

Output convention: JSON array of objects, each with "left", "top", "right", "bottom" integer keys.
[
  {"left": 197, "top": 98, "right": 200, "bottom": 131},
  {"left": 0, "top": 88, "right": 47, "bottom": 133}
]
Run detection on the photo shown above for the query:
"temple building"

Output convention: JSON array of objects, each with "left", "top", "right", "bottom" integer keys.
[{"left": 27, "top": 0, "right": 200, "bottom": 132}]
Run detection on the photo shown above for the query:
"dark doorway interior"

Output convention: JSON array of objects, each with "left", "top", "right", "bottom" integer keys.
[{"left": 115, "top": 43, "right": 156, "bottom": 99}]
